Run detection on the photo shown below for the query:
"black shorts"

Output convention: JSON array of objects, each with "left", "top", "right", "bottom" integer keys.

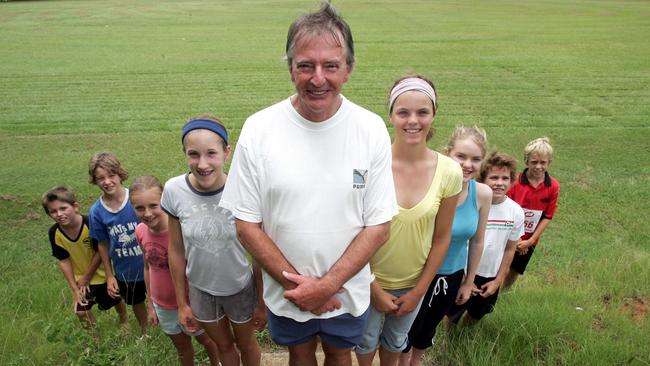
[
  {"left": 510, "top": 246, "right": 535, "bottom": 275},
  {"left": 75, "top": 283, "right": 122, "bottom": 312},
  {"left": 405, "top": 269, "right": 464, "bottom": 351},
  {"left": 446, "top": 275, "right": 500, "bottom": 322},
  {"left": 117, "top": 280, "right": 146, "bottom": 305}
]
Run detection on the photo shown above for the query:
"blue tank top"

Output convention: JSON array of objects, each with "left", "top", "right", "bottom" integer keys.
[{"left": 438, "top": 179, "right": 479, "bottom": 274}]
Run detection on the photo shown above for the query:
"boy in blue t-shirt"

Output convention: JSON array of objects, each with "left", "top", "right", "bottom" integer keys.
[{"left": 88, "top": 152, "right": 147, "bottom": 333}]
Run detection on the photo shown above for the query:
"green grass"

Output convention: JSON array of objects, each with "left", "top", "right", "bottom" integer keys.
[{"left": 1, "top": 0, "right": 649, "bottom": 364}]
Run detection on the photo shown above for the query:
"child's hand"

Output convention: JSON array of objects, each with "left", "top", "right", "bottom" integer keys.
[
  {"left": 480, "top": 280, "right": 500, "bottom": 297},
  {"left": 107, "top": 276, "right": 120, "bottom": 299},
  {"left": 471, "top": 284, "right": 482, "bottom": 296},
  {"left": 455, "top": 283, "right": 474, "bottom": 305},
  {"left": 251, "top": 302, "right": 267, "bottom": 331},
  {"left": 147, "top": 304, "right": 158, "bottom": 326},
  {"left": 73, "top": 288, "right": 89, "bottom": 307},
  {"left": 178, "top": 304, "right": 200, "bottom": 333},
  {"left": 393, "top": 290, "right": 421, "bottom": 317},
  {"left": 77, "top": 278, "right": 90, "bottom": 298},
  {"left": 370, "top": 287, "right": 399, "bottom": 314},
  {"left": 516, "top": 239, "right": 533, "bottom": 254}
]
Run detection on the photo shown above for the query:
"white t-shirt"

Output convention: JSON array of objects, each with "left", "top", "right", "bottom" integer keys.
[
  {"left": 476, "top": 197, "right": 525, "bottom": 278},
  {"left": 220, "top": 96, "right": 398, "bottom": 321},
  {"left": 161, "top": 174, "right": 252, "bottom": 296}
]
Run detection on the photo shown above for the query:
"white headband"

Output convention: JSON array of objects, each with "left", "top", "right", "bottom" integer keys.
[{"left": 388, "top": 77, "right": 437, "bottom": 111}]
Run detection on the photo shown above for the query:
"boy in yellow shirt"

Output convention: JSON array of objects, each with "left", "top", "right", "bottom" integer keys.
[{"left": 43, "top": 186, "right": 127, "bottom": 327}]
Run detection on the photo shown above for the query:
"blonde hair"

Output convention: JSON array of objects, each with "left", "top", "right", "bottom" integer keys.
[
  {"left": 88, "top": 152, "right": 128, "bottom": 184},
  {"left": 444, "top": 125, "right": 488, "bottom": 158},
  {"left": 129, "top": 175, "right": 163, "bottom": 199},
  {"left": 524, "top": 137, "right": 553, "bottom": 163}
]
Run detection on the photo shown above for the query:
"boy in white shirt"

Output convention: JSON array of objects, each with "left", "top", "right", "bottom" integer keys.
[{"left": 447, "top": 152, "right": 524, "bottom": 325}]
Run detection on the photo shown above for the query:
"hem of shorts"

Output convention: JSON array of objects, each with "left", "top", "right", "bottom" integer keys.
[
  {"left": 194, "top": 314, "right": 225, "bottom": 323},
  {"left": 228, "top": 316, "right": 253, "bottom": 324},
  {"left": 353, "top": 346, "right": 378, "bottom": 355},
  {"left": 266, "top": 303, "right": 369, "bottom": 322}
]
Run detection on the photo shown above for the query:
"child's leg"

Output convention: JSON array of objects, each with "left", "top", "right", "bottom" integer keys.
[
  {"left": 231, "top": 320, "right": 261, "bottom": 366},
  {"left": 132, "top": 302, "right": 148, "bottom": 334},
  {"left": 167, "top": 332, "right": 195, "bottom": 366},
  {"left": 115, "top": 300, "right": 128, "bottom": 325},
  {"left": 505, "top": 248, "right": 535, "bottom": 289},
  {"left": 503, "top": 269, "right": 519, "bottom": 289},
  {"left": 200, "top": 319, "right": 240, "bottom": 366},
  {"left": 117, "top": 280, "right": 148, "bottom": 333},
  {"left": 222, "top": 278, "right": 261, "bottom": 366},
  {"left": 75, "top": 308, "right": 96, "bottom": 328},
  {"left": 74, "top": 293, "right": 97, "bottom": 328},
  {"left": 195, "top": 332, "right": 221, "bottom": 366}
]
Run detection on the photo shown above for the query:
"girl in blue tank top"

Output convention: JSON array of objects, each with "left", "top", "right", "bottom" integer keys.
[{"left": 402, "top": 126, "right": 493, "bottom": 366}]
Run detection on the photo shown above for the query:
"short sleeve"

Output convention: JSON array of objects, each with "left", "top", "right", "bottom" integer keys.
[
  {"left": 82, "top": 216, "right": 99, "bottom": 250},
  {"left": 543, "top": 180, "right": 560, "bottom": 220},
  {"left": 49, "top": 225, "right": 70, "bottom": 260},
  {"left": 442, "top": 157, "right": 463, "bottom": 199},
  {"left": 160, "top": 180, "right": 180, "bottom": 220},
  {"left": 220, "top": 124, "right": 263, "bottom": 223},
  {"left": 135, "top": 223, "right": 145, "bottom": 247},
  {"left": 89, "top": 204, "right": 109, "bottom": 242},
  {"left": 510, "top": 205, "right": 526, "bottom": 241},
  {"left": 361, "top": 120, "right": 398, "bottom": 226}
]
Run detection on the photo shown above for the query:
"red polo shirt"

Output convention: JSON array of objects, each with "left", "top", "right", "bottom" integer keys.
[{"left": 507, "top": 169, "right": 559, "bottom": 244}]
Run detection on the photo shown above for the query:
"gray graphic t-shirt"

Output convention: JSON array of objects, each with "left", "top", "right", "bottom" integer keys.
[{"left": 161, "top": 174, "right": 251, "bottom": 296}]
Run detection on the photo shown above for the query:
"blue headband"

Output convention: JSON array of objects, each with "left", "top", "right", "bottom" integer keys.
[{"left": 181, "top": 119, "right": 229, "bottom": 145}]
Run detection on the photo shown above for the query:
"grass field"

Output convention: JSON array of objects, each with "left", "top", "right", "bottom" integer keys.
[{"left": 1, "top": 0, "right": 649, "bottom": 364}]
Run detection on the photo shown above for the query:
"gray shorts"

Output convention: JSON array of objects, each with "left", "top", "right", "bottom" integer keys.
[{"left": 189, "top": 278, "right": 256, "bottom": 324}]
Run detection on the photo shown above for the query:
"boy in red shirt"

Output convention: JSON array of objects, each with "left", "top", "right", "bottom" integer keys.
[{"left": 504, "top": 137, "right": 560, "bottom": 288}]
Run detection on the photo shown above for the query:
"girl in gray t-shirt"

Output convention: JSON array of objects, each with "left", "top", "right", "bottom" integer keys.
[{"left": 162, "top": 115, "right": 265, "bottom": 366}]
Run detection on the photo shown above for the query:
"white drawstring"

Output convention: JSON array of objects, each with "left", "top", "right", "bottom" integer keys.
[{"left": 428, "top": 276, "right": 448, "bottom": 307}]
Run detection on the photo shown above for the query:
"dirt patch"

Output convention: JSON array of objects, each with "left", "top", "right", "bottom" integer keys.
[
  {"left": 17, "top": 211, "right": 41, "bottom": 224},
  {"left": 620, "top": 296, "right": 648, "bottom": 323},
  {"left": 544, "top": 268, "right": 558, "bottom": 285},
  {"left": 0, "top": 194, "right": 18, "bottom": 202},
  {"left": 601, "top": 293, "right": 612, "bottom": 307},
  {"left": 567, "top": 340, "right": 578, "bottom": 351},
  {"left": 591, "top": 315, "right": 607, "bottom": 331}
]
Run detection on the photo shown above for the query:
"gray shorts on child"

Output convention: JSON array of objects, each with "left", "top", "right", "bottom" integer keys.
[{"left": 189, "top": 277, "right": 256, "bottom": 324}]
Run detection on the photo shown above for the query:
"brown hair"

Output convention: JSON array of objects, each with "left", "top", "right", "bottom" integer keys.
[
  {"left": 478, "top": 151, "right": 517, "bottom": 183},
  {"left": 389, "top": 74, "right": 437, "bottom": 141},
  {"left": 129, "top": 175, "right": 163, "bottom": 199},
  {"left": 41, "top": 185, "right": 77, "bottom": 214},
  {"left": 286, "top": 1, "right": 355, "bottom": 67},
  {"left": 88, "top": 152, "right": 128, "bottom": 184}
]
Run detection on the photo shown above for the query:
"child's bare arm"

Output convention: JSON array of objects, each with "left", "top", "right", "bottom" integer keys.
[
  {"left": 141, "top": 260, "right": 158, "bottom": 325},
  {"left": 79, "top": 251, "right": 101, "bottom": 291},
  {"left": 481, "top": 239, "right": 518, "bottom": 297},
  {"left": 458, "top": 184, "right": 491, "bottom": 305},
  {"left": 251, "top": 261, "right": 267, "bottom": 330},
  {"left": 168, "top": 217, "right": 198, "bottom": 332},
  {"left": 97, "top": 240, "right": 119, "bottom": 298},
  {"left": 57, "top": 259, "right": 87, "bottom": 308}
]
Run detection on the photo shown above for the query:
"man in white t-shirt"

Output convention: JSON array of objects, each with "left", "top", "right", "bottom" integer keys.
[
  {"left": 219, "top": 3, "right": 397, "bottom": 365},
  {"left": 447, "top": 152, "right": 525, "bottom": 326}
]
